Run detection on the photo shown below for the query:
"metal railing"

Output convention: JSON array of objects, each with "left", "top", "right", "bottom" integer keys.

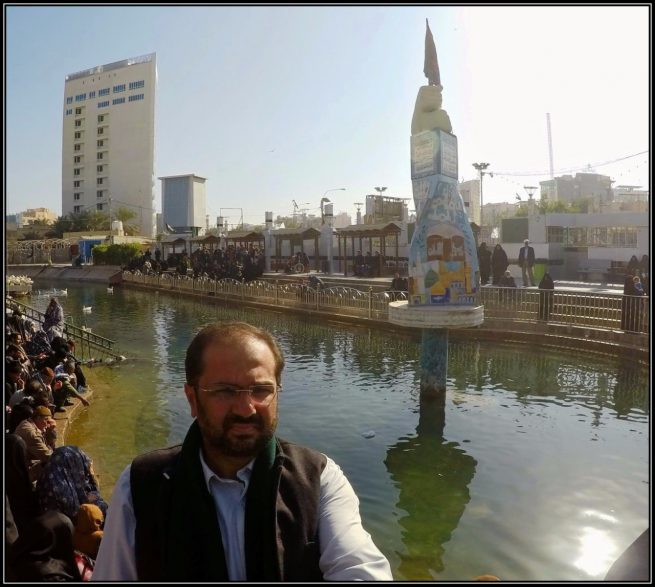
[
  {"left": 6, "top": 298, "right": 122, "bottom": 360},
  {"left": 122, "top": 272, "right": 649, "bottom": 335}
]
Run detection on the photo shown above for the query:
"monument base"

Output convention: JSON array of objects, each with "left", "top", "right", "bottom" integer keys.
[{"left": 388, "top": 301, "right": 484, "bottom": 329}]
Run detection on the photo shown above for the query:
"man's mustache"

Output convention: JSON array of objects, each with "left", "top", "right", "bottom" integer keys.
[{"left": 225, "top": 413, "right": 263, "bottom": 427}]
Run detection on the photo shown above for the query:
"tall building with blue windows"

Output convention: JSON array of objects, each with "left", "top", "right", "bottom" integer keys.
[{"left": 62, "top": 53, "right": 156, "bottom": 237}]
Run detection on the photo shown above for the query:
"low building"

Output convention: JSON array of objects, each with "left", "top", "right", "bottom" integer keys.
[{"left": 500, "top": 211, "right": 648, "bottom": 280}]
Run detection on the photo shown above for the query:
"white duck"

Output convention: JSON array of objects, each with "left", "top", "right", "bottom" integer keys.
[
  {"left": 82, "top": 306, "right": 92, "bottom": 313},
  {"left": 107, "top": 286, "right": 114, "bottom": 294}
]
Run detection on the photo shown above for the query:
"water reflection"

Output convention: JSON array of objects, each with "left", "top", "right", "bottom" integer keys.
[
  {"left": 385, "top": 395, "right": 477, "bottom": 580},
  {"left": 447, "top": 342, "right": 648, "bottom": 422}
]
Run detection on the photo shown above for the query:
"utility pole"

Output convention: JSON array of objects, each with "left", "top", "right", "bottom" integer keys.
[
  {"left": 472, "top": 162, "right": 491, "bottom": 230},
  {"left": 108, "top": 195, "right": 113, "bottom": 244}
]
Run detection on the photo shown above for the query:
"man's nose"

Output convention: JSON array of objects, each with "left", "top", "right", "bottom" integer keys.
[{"left": 231, "top": 391, "right": 256, "bottom": 417}]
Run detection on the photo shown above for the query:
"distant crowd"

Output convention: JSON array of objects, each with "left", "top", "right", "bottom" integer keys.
[{"left": 125, "top": 245, "right": 265, "bottom": 282}]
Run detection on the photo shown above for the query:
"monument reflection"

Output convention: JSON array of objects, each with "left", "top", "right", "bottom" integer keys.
[{"left": 385, "top": 395, "right": 477, "bottom": 580}]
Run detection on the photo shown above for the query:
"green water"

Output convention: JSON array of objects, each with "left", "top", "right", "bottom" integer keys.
[{"left": 29, "top": 282, "right": 649, "bottom": 580}]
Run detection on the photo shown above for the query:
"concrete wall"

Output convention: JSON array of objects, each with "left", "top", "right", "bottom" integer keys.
[{"left": 6, "top": 265, "right": 123, "bottom": 284}]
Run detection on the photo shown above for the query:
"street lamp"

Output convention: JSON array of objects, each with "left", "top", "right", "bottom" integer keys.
[
  {"left": 524, "top": 185, "right": 538, "bottom": 216},
  {"left": 472, "top": 163, "right": 492, "bottom": 228},
  {"left": 321, "top": 188, "right": 346, "bottom": 225},
  {"left": 523, "top": 185, "right": 537, "bottom": 199},
  {"left": 374, "top": 186, "right": 387, "bottom": 197}
]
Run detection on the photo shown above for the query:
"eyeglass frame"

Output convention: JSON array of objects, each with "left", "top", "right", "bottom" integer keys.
[{"left": 195, "top": 383, "right": 280, "bottom": 406}]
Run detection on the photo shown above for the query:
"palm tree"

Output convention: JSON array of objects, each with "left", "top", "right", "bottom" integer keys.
[{"left": 114, "top": 207, "right": 139, "bottom": 236}]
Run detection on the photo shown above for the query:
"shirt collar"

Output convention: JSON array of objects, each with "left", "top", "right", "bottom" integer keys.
[{"left": 198, "top": 447, "right": 254, "bottom": 491}]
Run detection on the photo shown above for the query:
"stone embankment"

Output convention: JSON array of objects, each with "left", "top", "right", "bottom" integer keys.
[{"left": 53, "top": 389, "right": 94, "bottom": 446}]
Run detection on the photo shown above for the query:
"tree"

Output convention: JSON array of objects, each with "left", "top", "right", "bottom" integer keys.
[
  {"left": 537, "top": 199, "right": 569, "bottom": 214},
  {"left": 87, "top": 211, "right": 109, "bottom": 231},
  {"left": 50, "top": 216, "right": 74, "bottom": 238},
  {"left": 114, "top": 207, "right": 139, "bottom": 236}
]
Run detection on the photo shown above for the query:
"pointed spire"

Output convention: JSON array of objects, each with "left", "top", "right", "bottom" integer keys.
[{"left": 423, "top": 18, "right": 441, "bottom": 86}]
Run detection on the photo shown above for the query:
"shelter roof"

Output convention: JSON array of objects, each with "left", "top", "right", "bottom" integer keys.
[
  {"left": 272, "top": 227, "right": 321, "bottom": 238},
  {"left": 335, "top": 222, "right": 402, "bottom": 236}
]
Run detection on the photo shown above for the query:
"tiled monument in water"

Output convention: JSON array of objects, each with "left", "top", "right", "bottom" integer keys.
[{"left": 389, "top": 20, "right": 484, "bottom": 396}]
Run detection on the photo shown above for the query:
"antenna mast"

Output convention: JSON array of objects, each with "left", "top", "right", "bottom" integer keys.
[{"left": 546, "top": 112, "right": 554, "bottom": 179}]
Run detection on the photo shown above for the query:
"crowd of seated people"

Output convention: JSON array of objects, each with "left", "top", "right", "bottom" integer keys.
[
  {"left": 125, "top": 245, "right": 265, "bottom": 283},
  {"left": 354, "top": 251, "right": 383, "bottom": 277},
  {"left": 6, "top": 306, "right": 107, "bottom": 580}
]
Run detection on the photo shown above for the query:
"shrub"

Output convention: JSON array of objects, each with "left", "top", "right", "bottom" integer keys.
[{"left": 92, "top": 243, "right": 142, "bottom": 265}]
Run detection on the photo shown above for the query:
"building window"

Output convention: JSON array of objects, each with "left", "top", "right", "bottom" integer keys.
[
  {"left": 97, "top": 152, "right": 104, "bottom": 160},
  {"left": 97, "top": 127, "right": 104, "bottom": 135},
  {"left": 97, "top": 139, "right": 104, "bottom": 147},
  {"left": 66, "top": 97, "right": 73, "bottom": 104},
  {"left": 112, "top": 97, "right": 125, "bottom": 105},
  {"left": 74, "top": 168, "right": 81, "bottom": 176},
  {"left": 98, "top": 101, "right": 109, "bottom": 108},
  {"left": 74, "top": 156, "right": 81, "bottom": 163},
  {"left": 75, "top": 120, "right": 82, "bottom": 127},
  {"left": 129, "top": 80, "right": 145, "bottom": 90},
  {"left": 65, "top": 109, "right": 73, "bottom": 116},
  {"left": 74, "top": 180, "right": 81, "bottom": 188},
  {"left": 97, "top": 178, "right": 103, "bottom": 185},
  {"left": 97, "top": 115, "right": 105, "bottom": 123},
  {"left": 74, "top": 131, "right": 82, "bottom": 139},
  {"left": 89, "top": 91, "right": 96, "bottom": 99},
  {"left": 97, "top": 204, "right": 104, "bottom": 211},
  {"left": 75, "top": 93, "right": 86, "bottom": 102},
  {"left": 97, "top": 165, "right": 103, "bottom": 173},
  {"left": 75, "top": 107, "right": 82, "bottom": 115},
  {"left": 74, "top": 144, "right": 81, "bottom": 151},
  {"left": 113, "top": 84, "right": 126, "bottom": 93},
  {"left": 98, "top": 88, "right": 110, "bottom": 96},
  {"left": 74, "top": 205, "right": 81, "bottom": 213},
  {"left": 128, "top": 93, "right": 145, "bottom": 102},
  {"left": 74, "top": 193, "right": 81, "bottom": 201},
  {"left": 547, "top": 226, "right": 564, "bottom": 243},
  {"left": 97, "top": 190, "right": 103, "bottom": 198}
]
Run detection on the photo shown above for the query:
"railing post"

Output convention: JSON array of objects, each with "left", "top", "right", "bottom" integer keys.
[
  {"left": 368, "top": 286, "right": 373, "bottom": 319},
  {"left": 275, "top": 280, "right": 279, "bottom": 305},
  {"left": 316, "top": 288, "right": 320, "bottom": 311}
]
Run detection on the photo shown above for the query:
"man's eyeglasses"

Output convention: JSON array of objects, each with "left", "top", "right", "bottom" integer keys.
[{"left": 197, "top": 383, "right": 278, "bottom": 406}]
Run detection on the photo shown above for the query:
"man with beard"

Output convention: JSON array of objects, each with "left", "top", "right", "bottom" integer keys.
[{"left": 93, "top": 322, "right": 392, "bottom": 581}]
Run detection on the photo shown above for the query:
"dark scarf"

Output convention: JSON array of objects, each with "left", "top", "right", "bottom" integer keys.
[{"left": 163, "top": 420, "right": 282, "bottom": 581}]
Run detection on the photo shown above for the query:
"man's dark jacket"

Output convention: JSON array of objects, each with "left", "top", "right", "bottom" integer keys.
[{"left": 130, "top": 420, "right": 326, "bottom": 582}]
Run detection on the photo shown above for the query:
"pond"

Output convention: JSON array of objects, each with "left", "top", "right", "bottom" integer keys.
[{"left": 29, "top": 281, "right": 649, "bottom": 581}]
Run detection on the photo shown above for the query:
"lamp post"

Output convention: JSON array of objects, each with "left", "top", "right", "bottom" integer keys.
[
  {"left": 524, "top": 185, "right": 537, "bottom": 216},
  {"left": 374, "top": 186, "right": 387, "bottom": 198},
  {"left": 321, "top": 188, "right": 346, "bottom": 225},
  {"left": 472, "top": 163, "right": 492, "bottom": 229}
]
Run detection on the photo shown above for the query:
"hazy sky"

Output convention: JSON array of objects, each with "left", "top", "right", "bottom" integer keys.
[{"left": 6, "top": 5, "right": 649, "bottom": 226}]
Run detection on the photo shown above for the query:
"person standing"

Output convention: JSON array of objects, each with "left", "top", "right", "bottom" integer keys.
[
  {"left": 43, "top": 297, "right": 65, "bottom": 342},
  {"left": 93, "top": 321, "right": 392, "bottom": 581},
  {"left": 537, "top": 272, "right": 555, "bottom": 320},
  {"left": 491, "top": 244, "right": 509, "bottom": 285},
  {"left": 477, "top": 242, "right": 492, "bottom": 285},
  {"left": 518, "top": 239, "right": 536, "bottom": 287}
]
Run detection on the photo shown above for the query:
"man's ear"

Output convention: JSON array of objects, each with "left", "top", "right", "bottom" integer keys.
[{"left": 184, "top": 383, "right": 198, "bottom": 418}]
